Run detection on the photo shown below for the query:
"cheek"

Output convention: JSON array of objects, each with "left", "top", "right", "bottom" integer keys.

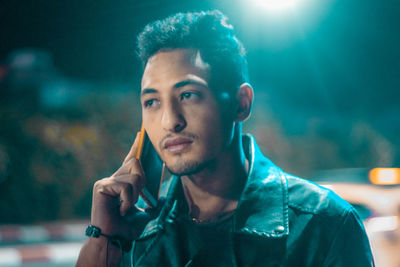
[
  {"left": 142, "top": 110, "right": 161, "bottom": 132},
  {"left": 185, "top": 104, "right": 220, "bottom": 130},
  {"left": 197, "top": 105, "right": 235, "bottom": 147},
  {"left": 142, "top": 116, "right": 161, "bottom": 149},
  {"left": 186, "top": 104, "right": 228, "bottom": 145}
]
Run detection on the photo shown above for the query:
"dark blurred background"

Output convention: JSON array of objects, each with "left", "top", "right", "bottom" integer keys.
[{"left": 0, "top": 0, "right": 399, "bottom": 224}]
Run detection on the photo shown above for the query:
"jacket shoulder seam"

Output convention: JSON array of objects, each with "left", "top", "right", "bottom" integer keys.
[{"left": 288, "top": 202, "right": 320, "bottom": 214}]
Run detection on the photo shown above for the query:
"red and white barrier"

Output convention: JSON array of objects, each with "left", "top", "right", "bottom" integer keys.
[
  {"left": 0, "top": 242, "right": 84, "bottom": 266},
  {"left": 0, "top": 221, "right": 89, "bottom": 266},
  {"left": 0, "top": 221, "right": 88, "bottom": 244}
]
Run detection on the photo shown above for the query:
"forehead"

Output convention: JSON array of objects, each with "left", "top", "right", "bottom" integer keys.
[{"left": 141, "top": 49, "right": 210, "bottom": 90}]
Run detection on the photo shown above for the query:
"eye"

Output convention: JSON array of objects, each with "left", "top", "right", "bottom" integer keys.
[
  {"left": 180, "top": 91, "right": 201, "bottom": 101},
  {"left": 143, "top": 99, "right": 159, "bottom": 108}
]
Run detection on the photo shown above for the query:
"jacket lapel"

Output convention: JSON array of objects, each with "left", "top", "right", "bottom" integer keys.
[{"left": 234, "top": 134, "right": 289, "bottom": 238}]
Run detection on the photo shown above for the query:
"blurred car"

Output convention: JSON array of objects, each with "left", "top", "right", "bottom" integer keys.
[{"left": 311, "top": 167, "right": 400, "bottom": 267}]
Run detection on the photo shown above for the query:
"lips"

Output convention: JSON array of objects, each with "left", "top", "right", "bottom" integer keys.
[{"left": 164, "top": 137, "right": 193, "bottom": 154}]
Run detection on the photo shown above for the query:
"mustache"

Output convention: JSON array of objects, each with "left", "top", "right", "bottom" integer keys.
[{"left": 159, "top": 132, "right": 199, "bottom": 148}]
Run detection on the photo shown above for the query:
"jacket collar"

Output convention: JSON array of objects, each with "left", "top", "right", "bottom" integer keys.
[
  {"left": 233, "top": 134, "right": 289, "bottom": 238},
  {"left": 137, "top": 134, "right": 289, "bottom": 240}
]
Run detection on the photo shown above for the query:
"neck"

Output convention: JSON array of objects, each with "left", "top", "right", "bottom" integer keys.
[{"left": 181, "top": 124, "right": 248, "bottom": 222}]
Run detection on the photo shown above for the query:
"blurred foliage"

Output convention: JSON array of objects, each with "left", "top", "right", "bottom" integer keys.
[
  {"left": 245, "top": 94, "right": 398, "bottom": 175},
  {"left": 0, "top": 49, "right": 398, "bottom": 224},
  {"left": 0, "top": 52, "right": 141, "bottom": 223}
]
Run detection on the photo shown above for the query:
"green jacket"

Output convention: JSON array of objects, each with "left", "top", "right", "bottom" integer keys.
[{"left": 131, "top": 135, "right": 374, "bottom": 266}]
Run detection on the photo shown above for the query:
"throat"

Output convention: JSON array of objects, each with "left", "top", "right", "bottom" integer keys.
[
  {"left": 182, "top": 181, "right": 239, "bottom": 224},
  {"left": 180, "top": 159, "right": 248, "bottom": 224}
]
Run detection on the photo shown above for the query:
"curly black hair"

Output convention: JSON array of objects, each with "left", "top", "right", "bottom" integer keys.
[{"left": 136, "top": 10, "right": 248, "bottom": 94}]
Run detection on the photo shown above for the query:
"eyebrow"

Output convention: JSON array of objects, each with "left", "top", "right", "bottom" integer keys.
[
  {"left": 174, "top": 79, "right": 208, "bottom": 89},
  {"left": 141, "top": 88, "right": 158, "bottom": 97},
  {"left": 141, "top": 79, "right": 208, "bottom": 97}
]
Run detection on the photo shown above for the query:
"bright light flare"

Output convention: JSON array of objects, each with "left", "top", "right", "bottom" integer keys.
[
  {"left": 369, "top": 168, "right": 400, "bottom": 185},
  {"left": 252, "top": 0, "right": 300, "bottom": 12}
]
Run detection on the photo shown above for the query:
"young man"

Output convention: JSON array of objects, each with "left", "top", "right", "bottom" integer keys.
[{"left": 77, "top": 10, "right": 373, "bottom": 266}]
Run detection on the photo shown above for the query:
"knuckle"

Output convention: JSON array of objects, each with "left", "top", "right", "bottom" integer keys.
[
  {"left": 127, "top": 158, "right": 141, "bottom": 169},
  {"left": 93, "top": 179, "right": 105, "bottom": 190},
  {"left": 93, "top": 177, "right": 112, "bottom": 192}
]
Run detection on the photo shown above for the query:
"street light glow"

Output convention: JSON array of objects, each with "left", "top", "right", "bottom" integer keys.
[{"left": 252, "top": 0, "right": 300, "bottom": 12}]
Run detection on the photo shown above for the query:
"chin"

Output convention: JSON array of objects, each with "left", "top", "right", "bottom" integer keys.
[{"left": 166, "top": 160, "right": 206, "bottom": 176}]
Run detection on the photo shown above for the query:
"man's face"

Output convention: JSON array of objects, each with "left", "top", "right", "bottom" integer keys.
[{"left": 141, "top": 49, "right": 234, "bottom": 175}]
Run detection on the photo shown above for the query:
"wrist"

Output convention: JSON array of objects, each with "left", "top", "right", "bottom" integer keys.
[{"left": 85, "top": 225, "right": 132, "bottom": 252}]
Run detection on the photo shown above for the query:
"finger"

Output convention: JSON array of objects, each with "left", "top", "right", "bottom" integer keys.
[
  {"left": 119, "top": 183, "right": 134, "bottom": 216},
  {"left": 113, "top": 173, "right": 145, "bottom": 190},
  {"left": 97, "top": 180, "right": 139, "bottom": 216},
  {"left": 114, "top": 156, "right": 145, "bottom": 179},
  {"left": 123, "top": 127, "right": 145, "bottom": 164}
]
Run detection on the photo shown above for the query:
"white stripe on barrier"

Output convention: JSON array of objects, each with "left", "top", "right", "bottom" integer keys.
[
  {"left": 0, "top": 248, "right": 21, "bottom": 266},
  {"left": 48, "top": 242, "right": 84, "bottom": 263},
  {"left": 0, "top": 242, "right": 85, "bottom": 266}
]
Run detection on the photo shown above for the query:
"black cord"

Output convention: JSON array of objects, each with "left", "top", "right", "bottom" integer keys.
[
  {"left": 86, "top": 225, "right": 131, "bottom": 267},
  {"left": 106, "top": 237, "right": 109, "bottom": 267},
  {"left": 105, "top": 238, "right": 125, "bottom": 267},
  {"left": 118, "top": 239, "right": 124, "bottom": 267}
]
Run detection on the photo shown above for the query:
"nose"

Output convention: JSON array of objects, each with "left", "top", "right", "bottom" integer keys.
[{"left": 161, "top": 100, "right": 186, "bottom": 133}]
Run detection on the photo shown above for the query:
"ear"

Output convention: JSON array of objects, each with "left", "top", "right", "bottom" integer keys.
[{"left": 235, "top": 83, "right": 254, "bottom": 122}]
